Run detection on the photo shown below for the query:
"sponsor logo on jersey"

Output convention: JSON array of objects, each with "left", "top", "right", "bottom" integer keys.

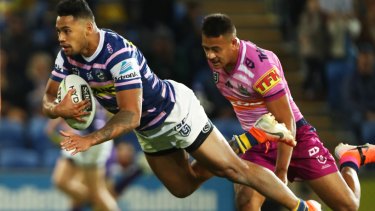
[
  {"left": 87, "top": 72, "right": 93, "bottom": 80},
  {"left": 225, "top": 96, "right": 265, "bottom": 109},
  {"left": 114, "top": 72, "right": 139, "bottom": 81},
  {"left": 119, "top": 61, "right": 133, "bottom": 74},
  {"left": 253, "top": 67, "right": 281, "bottom": 95},
  {"left": 72, "top": 67, "right": 79, "bottom": 75},
  {"left": 213, "top": 71, "right": 219, "bottom": 84},
  {"left": 175, "top": 116, "right": 191, "bottom": 137},
  {"left": 81, "top": 85, "right": 92, "bottom": 111},
  {"left": 308, "top": 146, "right": 320, "bottom": 157},
  {"left": 230, "top": 100, "right": 264, "bottom": 108},
  {"left": 54, "top": 64, "right": 62, "bottom": 72},
  {"left": 316, "top": 155, "right": 327, "bottom": 164},
  {"left": 225, "top": 81, "right": 233, "bottom": 89},
  {"left": 202, "top": 121, "right": 212, "bottom": 133},
  {"left": 93, "top": 69, "right": 107, "bottom": 81},
  {"left": 68, "top": 85, "right": 80, "bottom": 103},
  {"left": 245, "top": 57, "right": 255, "bottom": 69},
  {"left": 238, "top": 84, "right": 251, "bottom": 96},
  {"left": 256, "top": 47, "right": 268, "bottom": 62},
  {"left": 106, "top": 43, "right": 113, "bottom": 54}
]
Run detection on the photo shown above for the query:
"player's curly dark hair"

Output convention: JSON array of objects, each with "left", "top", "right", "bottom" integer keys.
[
  {"left": 201, "top": 13, "right": 236, "bottom": 38},
  {"left": 56, "top": 0, "right": 94, "bottom": 21}
]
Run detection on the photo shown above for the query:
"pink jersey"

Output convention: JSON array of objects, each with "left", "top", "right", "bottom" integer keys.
[{"left": 209, "top": 40, "right": 303, "bottom": 131}]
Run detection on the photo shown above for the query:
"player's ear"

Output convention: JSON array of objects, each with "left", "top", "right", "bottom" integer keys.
[
  {"left": 231, "top": 37, "right": 238, "bottom": 48},
  {"left": 85, "top": 20, "right": 94, "bottom": 34}
]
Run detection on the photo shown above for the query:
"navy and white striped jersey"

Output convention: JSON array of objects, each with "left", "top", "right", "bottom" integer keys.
[{"left": 51, "top": 29, "right": 176, "bottom": 131}]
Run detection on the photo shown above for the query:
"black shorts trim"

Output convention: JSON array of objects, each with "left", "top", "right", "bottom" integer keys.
[
  {"left": 144, "top": 148, "right": 179, "bottom": 156},
  {"left": 185, "top": 119, "right": 213, "bottom": 153},
  {"left": 144, "top": 119, "right": 214, "bottom": 156}
]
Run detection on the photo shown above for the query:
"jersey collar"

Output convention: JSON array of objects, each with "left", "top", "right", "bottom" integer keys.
[{"left": 82, "top": 29, "right": 105, "bottom": 62}]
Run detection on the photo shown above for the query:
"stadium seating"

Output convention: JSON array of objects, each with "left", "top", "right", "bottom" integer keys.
[
  {"left": 212, "top": 118, "right": 243, "bottom": 140},
  {"left": 42, "top": 148, "right": 61, "bottom": 168},
  {"left": 361, "top": 122, "right": 375, "bottom": 145},
  {"left": 0, "top": 148, "right": 40, "bottom": 168},
  {"left": 0, "top": 119, "right": 26, "bottom": 149},
  {"left": 27, "top": 116, "right": 58, "bottom": 154}
]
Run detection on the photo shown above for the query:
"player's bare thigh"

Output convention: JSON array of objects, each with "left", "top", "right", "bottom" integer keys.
[
  {"left": 144, "top": 127, "right": 241, "bottom": 195},
  {"left": 53, "top": 158, "right": 80, "bottom": 186},
  {"left": 82, "top": 167, "right": 107, "bottom": 192},
  {"left": 307, "top": 172, "right": 358, "bottom": 211},
  {"left": 190, "top": 127, "right": 248, "bottom": 176},
  {"left": 145, "top": 149, "right": 200, "bottom": 197}
]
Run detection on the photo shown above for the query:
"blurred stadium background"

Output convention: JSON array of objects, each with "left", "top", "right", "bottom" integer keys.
[{"left": 1, "top": 0, "right": 374, "bottom": 210}]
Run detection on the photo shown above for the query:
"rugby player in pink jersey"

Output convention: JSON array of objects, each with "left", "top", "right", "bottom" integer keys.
[{"left": 201, "top": 13, "right": 375, "bottom": 211}]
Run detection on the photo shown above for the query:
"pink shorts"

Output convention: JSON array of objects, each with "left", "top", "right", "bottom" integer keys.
[{"left": 241, "top": 118, "right": 338, "bottom": 182}]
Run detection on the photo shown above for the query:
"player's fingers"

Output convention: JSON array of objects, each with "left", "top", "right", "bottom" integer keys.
[
  {"left": 81, "top": 99, "right": 90, "bottom": 106},
  {"left": 60, "top": 135, "right": 75, "bottom": 148},
  {"left": 66, "top": 88, "right": 76, "bottom": 95},
  {"left": 62, "top": 141, "right": 76, "bottom": 152},
  {"left": 73, "top": 101, "right": 91, "bottom": 116},
  {"left": 285, "top": 138, "right": 296, "bottom": 147},
  {"left": 76, "top": 99, "right": 90, "bottom": 108},
  {"left": 60, "top": 138, "right": 71, "bottom": 148},
  {"left": 64, "top": 89, "right": 76, "bottom": 101},
  {"left": 75, "top": 109, "right": 91, "bottom": 117},
  {"left": 280, "top": 132, "right": 296, "bottom": 147},
  {"left": 71, "top": 148, "right": 80, "bottom": 156}
]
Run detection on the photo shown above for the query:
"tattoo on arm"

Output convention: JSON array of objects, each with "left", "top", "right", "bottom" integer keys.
[
  {"left": 43, "top": 94, "right": 58, "bottom": 119},
  {"left": 90, "top": 110, "right": 135, "bottom": 145}
]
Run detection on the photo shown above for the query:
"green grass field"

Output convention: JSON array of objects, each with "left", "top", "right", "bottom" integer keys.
[{"left": 352, "top": 174, "right": 375, "bottom": 211}]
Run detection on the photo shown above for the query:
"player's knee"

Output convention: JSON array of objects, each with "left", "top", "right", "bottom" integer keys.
[
  {"left": 332, "top": 199, "right": 359, "bottom": 211},
  {"left": 334, "top": 205, "right": 358, "bottom": 211},
  {"left": 344, "top": 197, "right": 359, "bottom": 211},
  {"left": 343, "top": 200, "right": 359, "bottom": 211}
]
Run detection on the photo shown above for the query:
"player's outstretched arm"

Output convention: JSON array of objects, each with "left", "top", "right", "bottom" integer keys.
[
  {"left": 87, "top": 88, "right": 142, "bottom": 145},
  {"left": 60, "top": 88, "right": 142, "bottom": 155}
]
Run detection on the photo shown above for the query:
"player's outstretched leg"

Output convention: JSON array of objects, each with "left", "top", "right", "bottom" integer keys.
[
  {"left": 229, "top": 113, "right": 296, "bottom": 154},
  {"left": 335, "top": 143, "right": 375, "bottom": 170}
]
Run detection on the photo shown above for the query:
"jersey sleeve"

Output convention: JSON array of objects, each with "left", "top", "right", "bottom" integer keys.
[
  {"left": 50, "top": 51, "right": 70, "bottom": 82},
  {"left": 110, "top": 57, "right": 142, "bottom": 92},
  {"left": 251, "top": 50, "right": 286, "bottom": 101}
]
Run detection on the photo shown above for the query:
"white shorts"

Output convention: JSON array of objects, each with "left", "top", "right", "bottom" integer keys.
[
  {"left": 134, "top": 80, "right": 213, "bottom": 155},
  {"left": 62, "top": 140, "right": 113, "bottom": 167}
]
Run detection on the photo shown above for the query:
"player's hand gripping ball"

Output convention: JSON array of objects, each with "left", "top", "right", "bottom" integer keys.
[{"left": 57, "top": 74, "right": 96, "bottom": 130}]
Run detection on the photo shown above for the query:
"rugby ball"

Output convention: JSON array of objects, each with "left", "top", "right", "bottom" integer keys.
[{"left": 56, "top": 74, "right": 96, "bottom": 130}]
